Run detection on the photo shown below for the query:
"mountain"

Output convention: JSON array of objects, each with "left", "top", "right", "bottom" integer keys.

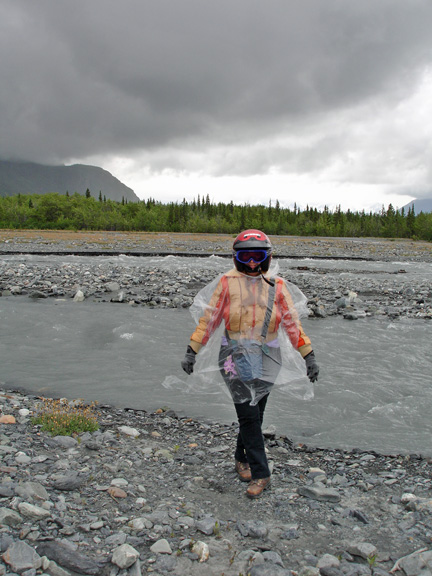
[
  {"left": 402, "top": 198, "right": 432, "bottom": 213},
  {"left": 0, "top": 160, "right": 139, "bottom": 202}
]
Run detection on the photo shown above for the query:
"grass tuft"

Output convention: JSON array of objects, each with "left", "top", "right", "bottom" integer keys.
[{"left": 32, "top": 397, "right": 99, "bottom": 436}]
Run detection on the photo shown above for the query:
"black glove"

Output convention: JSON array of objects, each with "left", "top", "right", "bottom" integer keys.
[
  {"left": 304, "top": 351, "right": 319, "bottom": 382},
  {"left": 181, "top": 345, "right": 196, "bottom": 375}
]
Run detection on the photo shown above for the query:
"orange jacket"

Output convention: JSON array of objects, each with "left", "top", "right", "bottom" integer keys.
[{"left": 189, "top": 269, "right": 312, "bottom": 358}]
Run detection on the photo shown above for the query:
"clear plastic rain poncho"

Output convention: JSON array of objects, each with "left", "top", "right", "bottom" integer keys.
[{"left": 164, "top": 260, "right": 314, "bottom": 405}]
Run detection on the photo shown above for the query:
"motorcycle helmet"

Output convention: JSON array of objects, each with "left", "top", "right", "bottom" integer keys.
[{"left": 232, "top": 229, "right": 273, "bottom": 273}]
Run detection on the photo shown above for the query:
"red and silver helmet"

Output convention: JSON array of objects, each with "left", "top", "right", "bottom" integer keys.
[{"left": 232, "top": 229, "right": 273, "bottom": 273}]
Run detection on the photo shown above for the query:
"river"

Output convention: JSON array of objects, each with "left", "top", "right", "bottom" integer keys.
[{"left": 1, "top": 289, "right": 431, "bottom": 456}]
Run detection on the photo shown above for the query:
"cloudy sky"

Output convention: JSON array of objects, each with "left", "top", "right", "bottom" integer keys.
[{"left": 1, "top": 0, "right": 431, "bottom": 211}]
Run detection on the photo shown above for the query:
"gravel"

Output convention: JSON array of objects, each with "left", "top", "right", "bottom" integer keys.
[
  {"left": 1, "top": 389, "right": 432, "bottom": 576},
  {"left": 1, "top": 232, "right": 431, "bottom": 321}
]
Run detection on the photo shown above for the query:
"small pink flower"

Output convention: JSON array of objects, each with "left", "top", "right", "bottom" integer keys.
[{"left": 224, "top": 355, "right": 237, "bottom": 378}]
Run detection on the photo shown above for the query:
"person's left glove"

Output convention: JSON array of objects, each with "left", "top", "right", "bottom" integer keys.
[
  {"left": 304, "top": 350, "right": 319, "bottom": 382},
  {"left": 181, "top": 345, "right": 196, "bottom": 375}
]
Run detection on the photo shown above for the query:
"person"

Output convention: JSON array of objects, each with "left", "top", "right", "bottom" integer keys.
[{"left": 181, "top": 229, "right": 319, "bottom": 499}]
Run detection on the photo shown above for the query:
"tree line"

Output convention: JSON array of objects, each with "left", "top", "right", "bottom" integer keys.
[{"left": 0, "top": 191, "right": 431, "bottom": 240}]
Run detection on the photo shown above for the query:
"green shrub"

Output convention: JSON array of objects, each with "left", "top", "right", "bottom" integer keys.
[{"left": 32, "top": 397, "right": 99, "bottom": 436}]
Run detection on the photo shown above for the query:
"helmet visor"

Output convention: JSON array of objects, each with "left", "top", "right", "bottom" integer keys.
[{"left": 235, "top": 249, "right": 269, "bottom": 265}]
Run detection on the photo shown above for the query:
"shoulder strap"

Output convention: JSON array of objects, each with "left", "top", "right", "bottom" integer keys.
[{"left": 260, "top": 280, "right": 275, "bottom": 340}]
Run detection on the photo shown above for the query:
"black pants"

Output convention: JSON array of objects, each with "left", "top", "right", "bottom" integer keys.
[{"left": 234, "top": 393, "right": 270, "bottom": 480}]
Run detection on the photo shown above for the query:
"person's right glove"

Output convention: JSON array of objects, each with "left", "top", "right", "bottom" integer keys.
[
  {"left": 304, "top": 350, "right": 319, "bottom": 382},
  {"left": 181, "top": 345, "right": 196, "bottom": 375}
]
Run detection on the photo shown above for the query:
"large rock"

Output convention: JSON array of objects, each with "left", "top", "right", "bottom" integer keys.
[
  {"left": 396, "top": 549, "right": 432, "bottom": 576},
  {"left": 18, "top": 502, "right": 51, "bottom": 520},
  {"left": 196, "top": 516, "right": 218, "bottom": 536},
  {"left": 0, "top": 534, "right": 14, "bottom": 554},
  {"left": 118, "top": 425, "right": 140, "bottom": 437},
  {"left": 0, "top": 507, "right": 23, "bottom": 527},
  {"left": 15, "top": 481, "right": 49, "bottom": 502},
  {"left": 111, "top": 543, "right": 140, "bottom": 569},
  {"left": 36, "top": 540, "right": 105, "bottom": 575},
  {"left": 52, "top": 435, "right": 78, "bottom": 448},
  {"left": 347, "top": 542, "right": 378, "bottom": 560},
  {"left": 73, "top": 289, "right": 85, "bottom": 301},
  {"left": 250, "top": 564, "right": 292, "bottom": 575},
  {"left": 0, "top": 414, "right": 16, "bottom": 424},
  {"left": 2, "top": 540, "right": 42, "bottom": 573},
  {"left": 150, "top": 539, "right": 173, "bottom": 555},
  {"left": 298, "top": 483, "right": 341, "bottom": 503},
  {"left": 51, "top": 471, "right": 87, "bottom": 491},
  {"left": 0, "top": 483, "right": 15, "bottom": 497},
  {"left": 105, "top": 281, "right": 120, "bottom": 292}
]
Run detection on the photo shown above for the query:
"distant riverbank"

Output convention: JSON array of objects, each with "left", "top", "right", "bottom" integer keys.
[{"left": 1, "top": 229, "right": 431, "bottom": 262}]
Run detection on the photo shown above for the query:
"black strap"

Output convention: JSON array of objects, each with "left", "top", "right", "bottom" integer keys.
[{"left": 260, "top": 280, "right": 275, "bottom": 341}]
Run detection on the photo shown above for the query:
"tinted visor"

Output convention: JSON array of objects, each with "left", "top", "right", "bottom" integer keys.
[{"left": 235, "top": 249, "right": 268, "bottom": 264}]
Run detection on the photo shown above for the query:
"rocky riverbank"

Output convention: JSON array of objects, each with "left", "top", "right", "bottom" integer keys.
[
  {"left": 1, "top": 388, "right": 432, "bottom": 576},
  {"left": 1, "top": 230, "right": 432, "bottom": 262},
  {"left": 1, "top": 231, "right": 431, "bottom": 320}
]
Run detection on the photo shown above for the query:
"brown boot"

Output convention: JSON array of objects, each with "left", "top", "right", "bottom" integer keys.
[
  {"left": 235, "top": 460, "right": 252, "bottom": 482},
  {"left": 246, "top": 477, "right": 271, "bottom": 499}
]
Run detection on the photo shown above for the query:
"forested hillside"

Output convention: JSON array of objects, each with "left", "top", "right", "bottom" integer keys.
[{"left": 0, "top": 192, "right": 431, "bottom": 240}]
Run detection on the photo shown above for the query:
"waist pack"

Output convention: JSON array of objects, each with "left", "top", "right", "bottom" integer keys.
[{"left": 231, "top": 340, "right": 264, "bottom": 381}]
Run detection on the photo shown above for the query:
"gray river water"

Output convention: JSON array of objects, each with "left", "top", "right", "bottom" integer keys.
[{"left": 1, "top": 254, "right": 431, "bottom": 456}]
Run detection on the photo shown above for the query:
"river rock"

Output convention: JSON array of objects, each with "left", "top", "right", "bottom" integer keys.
[
  {"left": 347, "top": 542, "right": 378, "bottom": 560},
  {"left": 0, "top": 534, "right": 14, "bottom": 554},
  {"left": 191, "top": 540, "right": 209, "bottom": 562},
  {"left": 0, "top": 507, "right": 23, "bottom": 527},
  {"left": 250, "top": 564, "right": 292, "bottom": 575},
  {"left": 73, "top": 289, "right": 85, "bottom": 301},
  {"left": 107, "top": 486, "right": 127, "bottom": 498},
  {"left": 29, "top": 290, "right": 48, "bottom": 299},
  {"left": 318, "top": 554, "right": 341, "bottom": 569},
  {"left": 51, "top": 471, "right": 87, "bottom": 491},
  {"left": 237, "top": 519, "right": 269, "bottom": 539},
  {"left": 196, "top": 516, "right": 218, "bottom": 535},
  {"left": 343, "top": 310, "right": 359, "bottom": 320},
  {"left": 118, "top": 425, "right": 140, "bottom": 437},
  {"left": 298, "top": 483, "right": 341, "bottom": 502},
  {"left": 150, "top": 539, "right": 172, "bottom": 555},
  {"left": 18, "top": 502, "right": 51, "bottom": 520},
  {"left": 299, "top": 567, "right": 320, "bottom": 576},
  {"left": 111, "top": 477, "right": 128, "bottom": 487},
  {"left": 0, "top": 415, "right": 16, "bottom": 424},
  {"left": 52, "top": 435, "right": 78, "bottom": 448},
  {"left": 395, "top": 549, "right": 432, "bottom": 576},
  {"left": 0, "top": 483, "right": 15, "bottom": 497},
  {"left": 2, "top": 540, "right": 42, "bottom": 573},
  {"left": 15, "top": 481, "right": 49, "bottom": 501},
  {"left": 36, "top": 540, "right": 105, "bottom": 575},
  {"left": 105, "top": 281, "right": 120, "bottom": 292},
  {"left": 15, "top": 450, "right": 31, "bottom": 464},
  {"left": 111, "top": 543, "right": 140, "bottom": 568},
  {"left": 263, "top": 551, "right": 284, "bottom": 566}
]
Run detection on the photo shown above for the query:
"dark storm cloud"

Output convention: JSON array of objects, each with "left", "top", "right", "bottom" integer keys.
[{"left": 1, "top": 0, "right": 431, "bottom": 190}]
